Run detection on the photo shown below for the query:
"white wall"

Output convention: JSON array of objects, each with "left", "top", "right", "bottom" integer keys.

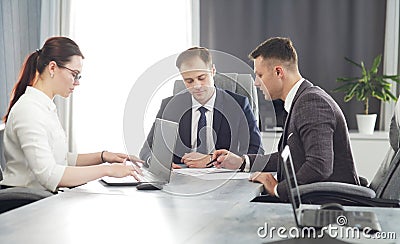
[{"left": 261, "top": 131, "right": 389, "bottom": 182}]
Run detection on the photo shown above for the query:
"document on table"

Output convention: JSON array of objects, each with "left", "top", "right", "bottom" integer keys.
[{"left": 173, "top": 168, "right": 250, "bottom": 180}]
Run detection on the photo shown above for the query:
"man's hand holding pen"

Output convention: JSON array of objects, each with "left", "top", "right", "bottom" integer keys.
[{"left": 210, "top": 149, "right": 244, "bottom": 170}]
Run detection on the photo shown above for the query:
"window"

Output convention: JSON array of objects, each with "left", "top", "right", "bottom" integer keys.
[{"left": 71, "top": 1, "right": 193, "bottom": 153}]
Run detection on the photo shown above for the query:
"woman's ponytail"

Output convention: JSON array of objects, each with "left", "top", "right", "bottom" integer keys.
[{"left": 3, "top": 51, "right": 40, "bottom": 123}]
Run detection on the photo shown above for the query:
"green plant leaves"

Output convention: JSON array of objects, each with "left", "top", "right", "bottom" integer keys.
[
  {"left": 371, "top": 54, "right": 382, "bottom": 74},
  {"left": 345, "top": 57, "right": 362, "bottom": 68},
  {"left": 334, "top": 54, "right": 400, "bottom": 114}
]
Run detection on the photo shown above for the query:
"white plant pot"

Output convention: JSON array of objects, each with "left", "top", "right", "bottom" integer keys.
[{"left": 356, "top": 114, "right": 377, "bottom": 135}]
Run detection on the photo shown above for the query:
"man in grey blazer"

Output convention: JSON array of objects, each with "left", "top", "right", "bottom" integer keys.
[{"left": 212, "top": 37, "right": 360, "bottom": 200}]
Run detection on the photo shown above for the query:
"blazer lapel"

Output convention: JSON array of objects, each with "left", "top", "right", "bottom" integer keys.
[
  {"left": 281, "top": 80, "right": 312, "bottom": 147},
  {"left": 212, "top": 88, "right": 223, "bottom": 143},
  {"left": 289, "top": 80, "right": 312, "bottom": 112},
  {"left": 278, "top": 80, "right": 312, "bottom": 181},
  {"left": 170, "top": 91, "right": 193, "bottom": 150},
  {"left": 180, "top": 108, "right": 192, "bottom": 149}
]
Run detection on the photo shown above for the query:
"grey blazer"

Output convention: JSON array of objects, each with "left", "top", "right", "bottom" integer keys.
[{"left": 249, "top": 80, "right": 360, "bottom": 200}]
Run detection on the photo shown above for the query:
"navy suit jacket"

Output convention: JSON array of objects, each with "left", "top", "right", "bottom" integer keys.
[
  {"left": 140, "top": 88, "right": 264, "bottom": 164},
  {"left": 249, "top": 80, "right": 359, "bottom": 200}
]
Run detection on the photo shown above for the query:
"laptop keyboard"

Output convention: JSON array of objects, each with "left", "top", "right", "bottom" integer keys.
[
  {"left": 138, "top": 170, "right": 159, "bottom": 182},
  {"left": 316, "top": 210, "right": 345, "bottom": 226}
]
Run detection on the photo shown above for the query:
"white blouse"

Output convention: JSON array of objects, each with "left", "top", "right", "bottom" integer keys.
[{"left": 1, "top": 87, "right": 77, "bottom": 191}]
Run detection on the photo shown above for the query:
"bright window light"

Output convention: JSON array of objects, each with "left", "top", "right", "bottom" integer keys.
[{"left": 70, "top": 1, "right": 192, "bottom": 154}]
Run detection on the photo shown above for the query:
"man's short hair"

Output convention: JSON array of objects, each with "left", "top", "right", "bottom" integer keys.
[
  {"left": 249, "top": 37, "right": 298, "bottom": 65},
  {"left": 176, "top": 47, "right": 213, "bottom": 70}
]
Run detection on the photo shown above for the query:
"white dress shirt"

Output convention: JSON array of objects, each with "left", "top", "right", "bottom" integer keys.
[
  {"left": 1, "top": 87, "right": 77, "bottom": 192},
  {"left": 284, "top": 78, "right": 304, "bottom": 113},
  {"left": 191, "top": 89, "right": 216, "bottom": 153}
]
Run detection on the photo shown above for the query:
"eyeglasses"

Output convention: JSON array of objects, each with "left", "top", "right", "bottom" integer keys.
[{"left": 58, "top": 65, "right": 81, "bottom": 82}]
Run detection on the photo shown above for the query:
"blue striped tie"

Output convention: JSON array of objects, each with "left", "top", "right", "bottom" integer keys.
[{"left": 197, "top": 106, "right": 208, "bottom": 154}]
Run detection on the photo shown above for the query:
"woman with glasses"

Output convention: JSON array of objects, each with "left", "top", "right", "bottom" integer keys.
[{"left": 1, "top": 37, "right": 142, "bottom": 192}]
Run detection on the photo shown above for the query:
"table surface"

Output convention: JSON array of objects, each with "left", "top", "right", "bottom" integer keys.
[{"left": 0, "top": 170, "right": 399, "bottom": 244}]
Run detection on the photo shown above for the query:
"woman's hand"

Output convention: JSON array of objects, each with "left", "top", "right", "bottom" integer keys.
[
  {"left": 103, "top": 152, "right": 144, "bottom": 164},
  {"left": 107, "top": 162, "right": 142, "bottom": 181}
]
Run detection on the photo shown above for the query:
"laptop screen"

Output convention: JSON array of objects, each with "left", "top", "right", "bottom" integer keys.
[
  {"left": 281, "top": 145, "right": 303, "bottom": 226},
  {"left": 148, "top": 118, "right": 179, "bottom": 183}
]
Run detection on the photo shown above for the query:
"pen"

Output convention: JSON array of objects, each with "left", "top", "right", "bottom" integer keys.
[
  {"left": 206, "top": 158, "right": 217, "bottom": 168},
  {"left": 206, "top": 152, "right": 228, "bottom": 168}
]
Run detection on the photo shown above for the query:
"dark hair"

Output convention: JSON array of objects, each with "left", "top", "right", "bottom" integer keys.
[
  {"left": 175, "top": 47, "right": 213, "bottom": 70},
  {"left": 249, "top": 37, "right": 298, "bottom": 65},
  {"left": 3, "top": 37, "right": 84, "bottom": 123}
]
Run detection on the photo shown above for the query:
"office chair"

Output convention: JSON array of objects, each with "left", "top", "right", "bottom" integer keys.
[
  {"left": 252, "top": 138, "right": 400, "bottom": 207},
  {"left": 292, "top": 112, "right": 400, "bottom": 206},
  {"left": 254, "top": 147, "right": 400, "bottom": 207},
  {"left": 366, "top": 114, "right": 400, "bottom": 200},
  {"left": 173, "top": 72, "right": 259, "bottom": 123},
  {"left": 295, "top": 148, "right": 400, "bottom": 207},
  {"left": 0, "top": 127, "right": 53, "bottom": 214}
]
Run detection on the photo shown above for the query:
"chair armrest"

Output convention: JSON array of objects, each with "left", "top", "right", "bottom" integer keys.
[
  {"left": 298, "top": 182, "right": 376, "bottom": 198},
  {"left": 359, "top": 176, "right": 369, "bottom": 187},
  {"left": 295, "top": 182, "right": 400, "bottom": 207}
]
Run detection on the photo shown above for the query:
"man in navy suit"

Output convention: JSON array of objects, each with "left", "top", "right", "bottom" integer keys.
[
  {"left": 212, "top": 37, "right": 359, "bottom": 199},
  {"left": 140, "top": 47, "right": 264, "bottom": 168}
]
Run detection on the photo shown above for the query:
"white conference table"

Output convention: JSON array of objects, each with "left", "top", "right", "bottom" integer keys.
[{"left": 0, "top": 170, "right": 400, "bottom": 243}]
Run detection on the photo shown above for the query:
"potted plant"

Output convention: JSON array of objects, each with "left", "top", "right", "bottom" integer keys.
[{"left": 334, "top": 54, "right": 400, "bottom": 134}]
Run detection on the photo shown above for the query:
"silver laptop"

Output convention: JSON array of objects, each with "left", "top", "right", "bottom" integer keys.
[
  {"left": 101, "top": 118, "right": 178, "bottom": 186},
  {"left": 281, "top": 145, "right": 381, "bottom": 233}
]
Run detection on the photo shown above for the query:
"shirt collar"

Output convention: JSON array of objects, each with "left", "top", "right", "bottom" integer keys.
[
  {"left": 192, "top": 87, "right": 216, "bottom": 112},
  {"left": 25, "top": 86, "right": 57, "bottom": 112},
  {"left": 284, "top": 78, "right": 304, "bottom": 113}
]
